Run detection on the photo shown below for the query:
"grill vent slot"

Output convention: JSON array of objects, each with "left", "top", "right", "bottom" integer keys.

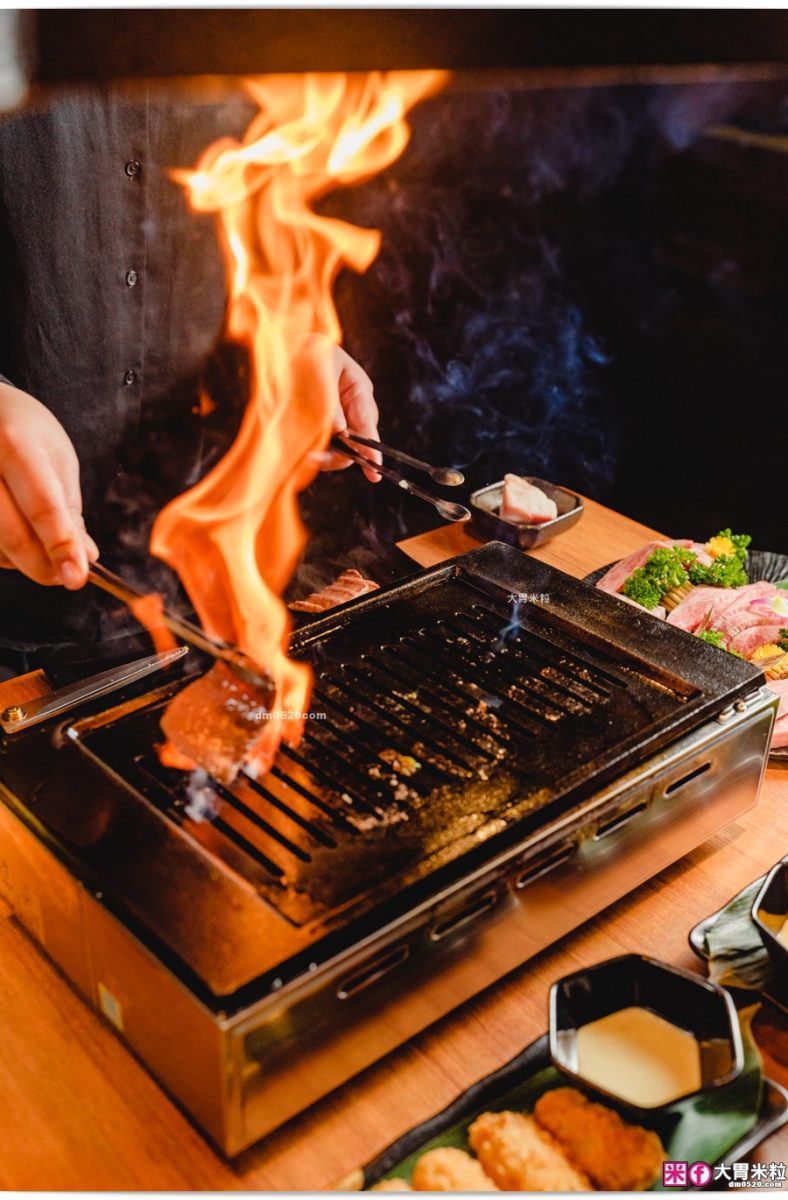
[
  {"left": 336, "top": 944, "right": 410, "bottom": 1000},
  {"left": 430, "top": 889, "right": 500, "bottom": 941},
  {"left": 665, "top": 761, "right": 712, "bottom": 795}
]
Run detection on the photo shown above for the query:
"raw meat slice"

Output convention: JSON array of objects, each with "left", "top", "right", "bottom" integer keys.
[
  {"left": 772, "top": 714, "right": 788, "bottom": 748},
  {"left": 688, "top": 542, "right": 714, "bottom": 566},
  {"left": 728, "top": 624, "right": 786, "bottom": 658},
  {"left": 290, "top": 567, "right": 379, "bottom": 613},
  {"left": 712, "top": 583, "right": 777, "bottom": 639},
  {"left": 767, "top": 678, "right": 788, "bottom": 720},
  {"left": 666, "top": 586, "right": 735, "bottom": 633},
  {"left": 499, "top": 475, "right": 558, "bottom": 524}
]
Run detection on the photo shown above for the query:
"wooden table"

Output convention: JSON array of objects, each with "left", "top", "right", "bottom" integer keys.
[{"left": 1, "top": 498, "right": 786, "bottom": 1190}]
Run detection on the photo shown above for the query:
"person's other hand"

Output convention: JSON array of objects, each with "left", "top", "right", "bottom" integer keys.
[
  {"left": 323, "top": 345, "right": 382, "bottom": 483},
  {"left": 0, "top": 382, "right": 99, "bottom": 588}
]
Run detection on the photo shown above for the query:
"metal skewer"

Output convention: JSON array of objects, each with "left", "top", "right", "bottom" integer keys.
[
  {"left": 88, "top": 563, "right": 274, "bottom": 696},
  {"left": 340, "top": 429, "right": 464, "bottom": 487},
  {"left": 330, "top": 438, "right": 471, "bottom": 523}
]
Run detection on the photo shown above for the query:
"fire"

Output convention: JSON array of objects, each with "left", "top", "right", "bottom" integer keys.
[{"left": 150, "top": 70, "right": 446, "bottom": 772}]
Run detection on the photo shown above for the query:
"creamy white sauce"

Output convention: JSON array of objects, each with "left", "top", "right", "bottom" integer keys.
[
  {"left": 777, "top": 919, "right": 788, "bottom": 950},
  {"left": 576, "top": 1006, "right": 702, "bottom": 1107}
]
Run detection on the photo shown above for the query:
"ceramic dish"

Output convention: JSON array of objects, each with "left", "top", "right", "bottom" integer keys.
[{"left": 549, "top": 954, "right": 742, "bottom": 1118}]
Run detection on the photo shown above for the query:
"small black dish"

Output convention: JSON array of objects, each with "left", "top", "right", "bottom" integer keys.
[
  {"left": 752, "top": 859, "right": 788, "bottom": 979},
  {"left": 549, "top": 954, "right": 743, "bottom": 1119},
  {"left": 469, "top": 477, "right": 584, "bottom": 550}
]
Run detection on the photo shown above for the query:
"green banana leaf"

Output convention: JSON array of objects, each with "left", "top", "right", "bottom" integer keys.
[{"left": 702, "top": 878, "right": 774, "bottom": 992}]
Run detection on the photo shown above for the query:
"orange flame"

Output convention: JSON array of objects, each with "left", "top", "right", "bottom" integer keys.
[{"left": 150, "top": 71, "right": 446, "bottom": 772}]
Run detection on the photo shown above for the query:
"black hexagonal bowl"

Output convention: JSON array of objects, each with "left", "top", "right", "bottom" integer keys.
[
  {"left": 752, "top": 859, "right": 788, "bottom": 978},
  {"left": 549, "top": 954, "right": 743, "bottom": 1120}
]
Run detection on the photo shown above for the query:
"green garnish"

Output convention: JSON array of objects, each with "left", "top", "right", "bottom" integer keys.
[
  {"left": 697, "top": 628, "right": 743, "bottom": 658},
  {"left": 698, "top": 629, "right": 725, "bottom": 648},
  {"left": 689, "top": 555, "right": 748, "bottom": 589},
  {"left": 779, "top": 628, "right": 788, "bottom": 653},
  {"left": 688, "top": 530, "right": 751, "bottom": 589},
  {"left": 619, "top": 530, "right": 753, "bottom": 611},
  {"left": 725, "top": 528, "right": 752, "bottom": 560},
  {"left": 622, "top": 546, "right": 695, "bottom": 610}
]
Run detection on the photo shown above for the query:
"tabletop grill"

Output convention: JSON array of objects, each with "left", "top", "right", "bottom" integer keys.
[{"left": 0, "top": 543, "right": 776, "bottom": 1153}]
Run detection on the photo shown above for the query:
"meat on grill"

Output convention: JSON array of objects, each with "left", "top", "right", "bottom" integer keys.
[
  {"left": 290, "top": 567, "right": 379, "bottom": 613},
  {"left": 160, "top": 661, "right": 272, "bottom": 784}
]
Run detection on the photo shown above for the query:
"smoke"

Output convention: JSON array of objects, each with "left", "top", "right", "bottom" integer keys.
[
  {"left": 96, "top": 77, "right": 786, "bottom": 606},
  {"left": 290, "top": 75, "right": 788, "bottom": 587},
  {"left": 291, "top": 86, "right": 642, "bottom": 593},
  {"left": 184, "top": 768, "right": 220, "bottom": 822}
]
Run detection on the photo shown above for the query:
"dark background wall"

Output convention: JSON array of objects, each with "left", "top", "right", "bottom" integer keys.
[{"left": 294, "top": 76, "right": 788, "bottom": 592}]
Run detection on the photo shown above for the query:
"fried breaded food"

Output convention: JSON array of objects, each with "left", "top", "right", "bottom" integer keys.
[
  {"left": 371, "top": 1179, "right": 412, "bottom": 1191},
  {"left": 410, "top": 1147, "right": 497, "bottom": 1191},
  {"left": 534, "top": 1087, "right": 664, "bottom": 1191},
  {"left": 468, "top": 1111, "right": 591, "bottom": 1192}
]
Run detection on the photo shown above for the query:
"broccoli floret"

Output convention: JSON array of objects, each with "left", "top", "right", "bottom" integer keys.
[
  {"left": 621, "top": 569, "right": 664, "bottom": 609},
  {"left": 622, "top": 547, "right": 697, "bottom": 608},
  {"left": 689, "top": 555, "right": 748, "bottom": 589},
  {"left": 719, "top": 528, "right": 751, "bottom": 562},
  {"left": 779, "top": 628, "right": 788, "bottom": 653},
  {"left": 621, "top": 546, "right": 695, "bottom": 609},
  {"left": 698, "top": 629, "right": 725, "bottom": 648},
  {"left": 645, "top": 547, "right": 694, "bottom": 592}
]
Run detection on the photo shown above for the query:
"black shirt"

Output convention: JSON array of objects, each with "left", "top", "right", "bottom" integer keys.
[{"left": 0, "top": 80, "right": 256, "bottom": 653}]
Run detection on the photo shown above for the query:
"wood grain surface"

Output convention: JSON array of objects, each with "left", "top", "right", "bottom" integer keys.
[{"left": 0, "top": 499, "right": 786, "bottom": 1190}]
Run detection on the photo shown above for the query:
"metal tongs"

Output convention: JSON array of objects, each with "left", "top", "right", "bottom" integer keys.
[
  {"left": 88, "top": 563, "right": 274, "bottom": 695},
  {"left": 0, "top": 646, "right": 188, "bottom": 733},
  {"left": 332, "top": 430, "right": 471, "bottom": 523},
  {"left": 0, "top": 564, "right": 273, "bottom": 735}
]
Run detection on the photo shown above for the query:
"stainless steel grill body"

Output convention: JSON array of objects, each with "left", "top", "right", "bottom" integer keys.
[{"left": 0, "top": 544, "right": 775, "bottom": 1153}]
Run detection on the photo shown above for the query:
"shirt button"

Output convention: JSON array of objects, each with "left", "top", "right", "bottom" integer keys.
[
  {"left": 123, "top": 369, "right": 136, "bottom": 386},
  {"left": 125, "top": 159, "right": 140, "bottom": 178},
  {"left": 125, "top": 269, "right": 138, "bottom": 287}
]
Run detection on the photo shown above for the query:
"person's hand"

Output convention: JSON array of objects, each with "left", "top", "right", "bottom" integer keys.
[
  {"left": 324, "top": 345, "right": 382, "bottom": 483},
  {"left": 0, "top": 382, "right": 99, "bottom": 588}
]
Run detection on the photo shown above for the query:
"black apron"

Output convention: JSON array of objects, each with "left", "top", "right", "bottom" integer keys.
[{"left": 0, "top": 81, "right": 255, "bottom": 671}]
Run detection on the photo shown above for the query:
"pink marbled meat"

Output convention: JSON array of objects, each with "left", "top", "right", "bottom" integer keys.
[
  {"left": 290, "top": 568, "right": 379, "bottom": 613},
  {"left": 713, "top": 582, "right": 777, "bottom": 638},
  {"left": 767, "top": 678, "right": 788, "bottom": 718},
  {"left": 596, "top": 540, "right": 694, "bottom": 595},
  {"left": 772, "top": 715, "right": 788, "bottom": 748},
  {"left": 728, "top": 624, "right": 786, "bottom": 658},
  {"left": 688, "top": 542, "right": 714, "bottom": 566},
  {"left": 667, "top": 581, "right": 776, "bottom": 637},
  {"left": 667, "top": 586, "right": 736, "bottom": 633}
]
